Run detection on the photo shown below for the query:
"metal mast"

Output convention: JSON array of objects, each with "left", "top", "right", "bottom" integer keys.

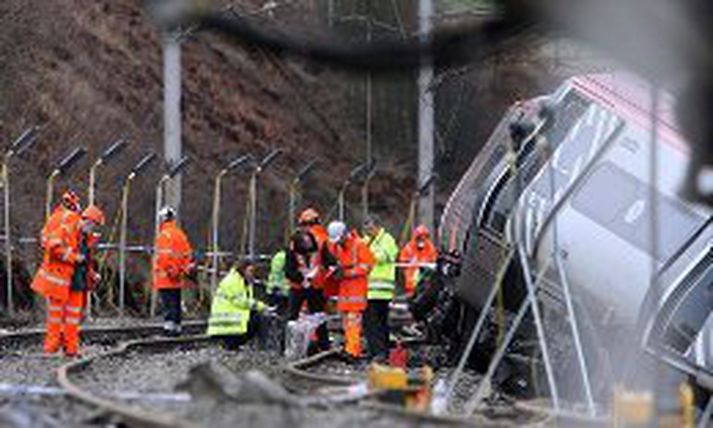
[{"left": 417, "top": 0, "right": 435, "bottom": 232}]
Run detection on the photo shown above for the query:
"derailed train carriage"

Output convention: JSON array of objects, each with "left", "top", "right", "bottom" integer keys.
[{"left": 425, "top": 73, "right": 712, "bottom": 408}]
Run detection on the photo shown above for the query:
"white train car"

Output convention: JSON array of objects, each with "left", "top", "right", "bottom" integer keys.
[{"left": 440, "top": 73, "right": 711, "bottom": 403}]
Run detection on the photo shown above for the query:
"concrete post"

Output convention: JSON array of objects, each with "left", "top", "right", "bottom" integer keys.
[
  {"left": 163, "top": 31, "right": 182, "bottom": 214},
  {"left": 417, "top": 0, "right": 435, "bottom": 233}
]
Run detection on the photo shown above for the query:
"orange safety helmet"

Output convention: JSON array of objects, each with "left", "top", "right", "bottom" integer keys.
[
  {"left": 82, "top": 205, "right": 105, "bottom": 226},
  {"left": 61, "top": 190, "right": 81, "bottom": 212},
  {"left": 297, "top": 208, "right": 320, "bottom": 225},
  {"left": 413, "top": 225, "right": 430, "bottom": 239}
]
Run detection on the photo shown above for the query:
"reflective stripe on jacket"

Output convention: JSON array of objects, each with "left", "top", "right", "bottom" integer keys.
[
  {"left": 31, "top": 206, "right": 82, "bottom": 302},
  {"left": 311, "top": 225, "right": 330, "bottom": 291},
  {"left": 207, "top": 268, "right": 265, "bottom": 336},
  {"left": 152, "top": 220, "right": 193, "bottom": 290},
  {"left": 365, "top": 228, "right": 398, "bottom": 300},
  {"left": 328, "top": 231, "right": 375, "bottom": 312}
]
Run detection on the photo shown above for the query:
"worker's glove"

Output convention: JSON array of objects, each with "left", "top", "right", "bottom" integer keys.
[
  {"left": 263, "top": 305, "right": 278, "bottom": 315},
  {"left": 75, "top": 254, "right": 86, "bottom": 265},
  {"left": 254, "top": 301, "right": 266, "bottom": 312}
]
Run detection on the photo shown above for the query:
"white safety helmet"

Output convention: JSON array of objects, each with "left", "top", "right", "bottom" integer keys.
[
  {"left": 327, "top": 221, "right": 347, "bottom": 243},
  {"left": 158, "top": 206, "right": 176, "bottom": 223}
]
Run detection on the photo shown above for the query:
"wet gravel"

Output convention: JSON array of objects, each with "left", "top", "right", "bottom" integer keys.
[
  {"left": 68, "top": 339, "right": 486, "bottom": 428},
  {"left": 0, "top": 322, "right": 203, "bottom": 427},
  {"left": 302, "top": 357, "right": 365, "bottom": 379},
  {"left": 0, "top": 326, "right": 555, "bottom": 428},
  {"left": 73, "top": 343, "right": 285, "bottom": 401},
  {"left": 432, "top": 369, "right": 482, "bottom": 414},
  {"left": 299, "top": 349, "right": 550, "bottom": 426},
  {"left": 0, "top": 343, "right": 121, "bottom": 426},
  {"left": 300, "top": 356, "right": 483, "bottom": 412}
]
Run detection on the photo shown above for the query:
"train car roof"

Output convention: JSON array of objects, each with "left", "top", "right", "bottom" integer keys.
[{"left": 567, "top": 73, "right": 689, "bottom": 153}]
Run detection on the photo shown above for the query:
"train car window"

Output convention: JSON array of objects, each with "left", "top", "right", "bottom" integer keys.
[
  {"left": 481, "top": 171, "right": 515, "bottom": 234},
  {"left": 477, "top": 93, "right": 589, "bottom": 235},
  {"left": 522, "top": 103, "right": 623, "bottom": 252},
  {"left": 542, "top": 90, "right": 592, "bottom": 150},
  {"left": 571, "top": 162, "right": 707, "bottom": 262}
]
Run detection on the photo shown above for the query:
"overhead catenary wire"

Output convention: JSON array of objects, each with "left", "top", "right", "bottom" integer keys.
[{"left": 197, "top": 1, "right": 485, "bottom": 239}]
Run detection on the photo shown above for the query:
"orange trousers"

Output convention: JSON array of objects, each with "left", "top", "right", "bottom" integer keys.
[
  {"left": 44, "top": 290, "right": 85, "bottom": 356},
  {"left": 342, "top": 311, "right": 363, "bottom": 358}
]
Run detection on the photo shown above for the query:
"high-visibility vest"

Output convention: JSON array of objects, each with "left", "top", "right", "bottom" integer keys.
[
  {"left": 308, "top": 226, "right": 330, "bottom": 289},
  {"left": 309, "top": 225, "right": 329, "bottom": 250},
  {"left": 365, "top": 228, "right": 398, "bottom": 300},
  {"left": 207, "top": 268, "right": 265, "bottom": 336},
  {"left": 399, "top": 237, "right": 437, "bottom": 295},
  {"left": 31, "top": 206, "right": 82, "bottom": 303},
  {"left": 152, "top": 220, "right": 193, "bottom": 290},
  {"left": 267, "top": 250, "right": 289, "bottom": 294},
  {"left": 328, "top": 231, "right": 375, "bottom": 312}
]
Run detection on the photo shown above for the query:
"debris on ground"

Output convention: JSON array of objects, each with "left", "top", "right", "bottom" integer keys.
[
  {"left": 0, "top": 403, "right": 65, "bottom": 428},
  {"left": 178, "top": 362, "right": 302, "bottom": 408}
]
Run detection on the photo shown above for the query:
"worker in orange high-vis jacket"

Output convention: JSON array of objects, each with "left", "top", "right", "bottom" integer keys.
[
  {"left": 30, "top": 190, "right": 84, "bottom": 356},
  {"left": 153, "top": 206, "right": 195, "bottom": 336},
  {"left": 297, "top": 208, "right": 336, "bottom": 299},
  {"left": 285, "top": 229, "right": 330, "bottom": 353},
  {"left": 399, "top": 225, "right": 438, "bottom": 296},
  {"left": 324, "top": 221, "right": 375, "bottom": 360},
  {"left": 61, "top": 205, "right": 105, "bottom": 356}
]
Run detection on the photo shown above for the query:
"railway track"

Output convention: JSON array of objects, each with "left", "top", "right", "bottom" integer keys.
[
  {"left": 0, "top": 320, "right": 597, "bottom": 427},
  {"left": 0, "top": 320, "right": 208, "bottom": 353},
  {"left": 0, "top": 320, "right": 207, "bottom": 427},
  {"left": 52, "top": 332, "right": 491, "bottom": 427},
  {"left": 57, "top": 333, "right": 297, "bottom": 428},
  {"left": 58, "top": 335, "right": 213, "bottom": 428}
]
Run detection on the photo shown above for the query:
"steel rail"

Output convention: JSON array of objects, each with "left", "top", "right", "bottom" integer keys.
[
  {"left": 283, "top": 348, "right": 358, "bottom": 386},
  {"left": 34, "top": 325, "right": 557, "bottom": 428},
  {"left": 0, "top": 320, "right": 207, "bottom": 351},
  {"left": 0, "top": 322, "right": 207, "bottom": 427},
  {"left": 57, "top": 335, "right": 212, "bottom": 428}
]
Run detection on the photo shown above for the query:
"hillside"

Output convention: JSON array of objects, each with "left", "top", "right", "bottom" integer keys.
[
  {"left": 0, "top": 0, "right": 412, "bottom": 309},
  {"left": 0, "top": 0, "right": 600, "bottom": 312},
  {"left": 1, "top": 8, "right": 375, "bottom": 227}
]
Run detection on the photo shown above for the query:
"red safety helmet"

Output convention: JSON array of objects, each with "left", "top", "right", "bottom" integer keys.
[
  {"left": 297, "top": 208, "right": 320, "bottom": 226},
  {"left": 82, "top": 205, "right": 105, "bottom": 226},
  {"left": 61, "top": 190, "right": 81, "bottom": 212}
]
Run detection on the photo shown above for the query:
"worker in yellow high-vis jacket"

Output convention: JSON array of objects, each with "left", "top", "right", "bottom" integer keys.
[{"left": 207, "top": 260, "right": 271, "bottom": 350}]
